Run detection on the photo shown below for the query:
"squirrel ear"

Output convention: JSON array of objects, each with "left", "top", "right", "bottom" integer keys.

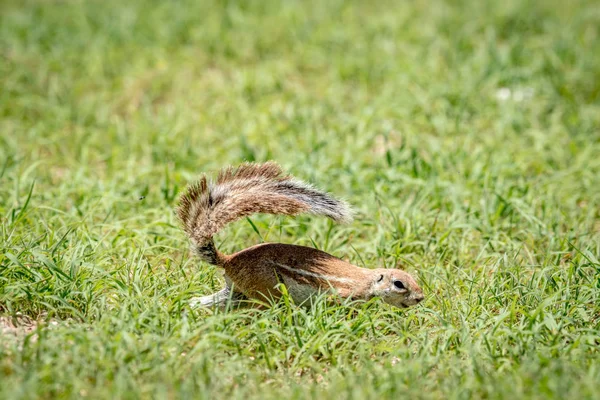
[
  {"left": 395, "top": 261, "right": 407, "bottom": 271},
  {"left": 377, "top": 274, "right": 384, "bottom": 282}
]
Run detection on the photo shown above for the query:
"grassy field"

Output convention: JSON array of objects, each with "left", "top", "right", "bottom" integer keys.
[{"left": 1, "top": 0, "right": 600, "bottom": 398}]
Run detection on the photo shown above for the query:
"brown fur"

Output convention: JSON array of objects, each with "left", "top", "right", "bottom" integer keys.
[
  {"left": 178, "top": 162, "right": 424, "bottom": 309},
  {"left": 177, "top": 162, "right": 311, "bottom": 263},
  {"left": 222, "top": 243, "right": 371, "bottom": 301}
]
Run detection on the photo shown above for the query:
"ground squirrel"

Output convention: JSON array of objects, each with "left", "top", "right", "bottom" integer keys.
[{"left": 177, "top": 162, "right": 424, "bottom": 309}]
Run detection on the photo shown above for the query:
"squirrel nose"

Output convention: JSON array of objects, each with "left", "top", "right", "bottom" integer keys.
[{"left": 413, "top": 293, "right": 424, "bottom": 303}]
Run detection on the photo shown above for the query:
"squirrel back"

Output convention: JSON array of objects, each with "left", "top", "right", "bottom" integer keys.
[{"left": 176, "top": 162, "right": 352, "bottom": 265}]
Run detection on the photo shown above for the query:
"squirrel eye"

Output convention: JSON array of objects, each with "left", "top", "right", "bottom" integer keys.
[
  {"left": 377, "top": 274, "right": 384, "bottom": 282},
  {"left": 393, "top": 280, "right": 406, "bottom": 290}
]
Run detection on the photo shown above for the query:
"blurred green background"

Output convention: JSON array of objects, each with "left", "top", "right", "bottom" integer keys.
[{"left": 1, "top": 0, "right": 599, "bottom": 398}]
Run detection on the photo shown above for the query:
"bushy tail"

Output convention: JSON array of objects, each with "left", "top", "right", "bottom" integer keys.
[{"left": 176, "top": 162, "right": 353, "bottom": 265}]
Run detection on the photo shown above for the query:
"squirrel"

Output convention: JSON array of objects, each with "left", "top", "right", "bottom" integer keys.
[{"left": 176, "top": 162, "right": 424, "bottom": 309}]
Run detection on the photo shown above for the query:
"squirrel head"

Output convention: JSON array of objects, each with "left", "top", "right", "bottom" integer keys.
[{"left": 369, "top": 269, "right": 424, "bottom": 308}]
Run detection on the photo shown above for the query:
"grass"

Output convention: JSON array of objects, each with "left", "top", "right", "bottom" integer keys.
[{"left": 1, "top": 0, "right": 599, "bottom": 398}]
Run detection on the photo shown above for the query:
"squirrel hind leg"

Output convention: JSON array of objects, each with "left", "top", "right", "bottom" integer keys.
[{"left": 189, "top": 285, "right": 247, "bottom": 309}]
